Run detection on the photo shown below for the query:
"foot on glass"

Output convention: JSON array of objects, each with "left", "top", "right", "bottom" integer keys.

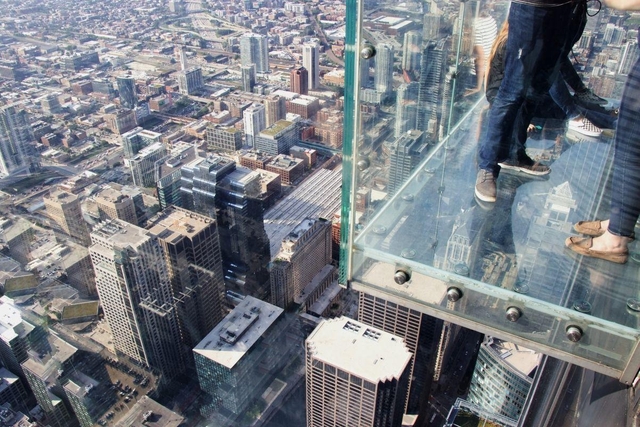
[
  {"left": 573, "top": 220, "right": 606, "bottom": 237},
  {"left": 575, "top": 89, "right": 608, "bottom": 107},
  {"left": 475, "top": 169, "right": 496, "bottom": 203},
  {"left": 565, "top": 236, "right": 628, "bottom": 264},
  {"left": 568, "top": 117, "right": 602, "bottom": 137},
  {"left": 498, "top": 159, "right": 551, "bottom": 176}
]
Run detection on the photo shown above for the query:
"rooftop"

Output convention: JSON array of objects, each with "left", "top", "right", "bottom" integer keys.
[
  {"left": 147, "top": 206, "right": 214, "bottom": 243},
  {"left": 260, "top": 120, "right": 294, "bottom": 137},
  {"left": 193, "top": 296, "right": 283, "bottom": 369},
  {"left": 306, "top": 317, "right": 412, "bottom": 383},
  {"left": 115, "top": 396, "right": 184, "bottom": 427}
]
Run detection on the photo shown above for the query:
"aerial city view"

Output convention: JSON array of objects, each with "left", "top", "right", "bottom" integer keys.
[{"left": 0, "top": 0, "right": 638, "bottom": 425}]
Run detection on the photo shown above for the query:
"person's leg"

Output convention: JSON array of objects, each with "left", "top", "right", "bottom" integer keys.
[{"left": 549, "top": 76, "right": 580, "bottom": 119}]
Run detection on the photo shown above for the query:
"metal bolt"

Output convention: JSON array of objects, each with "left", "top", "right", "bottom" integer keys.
[
  {"left": 446, "top": 287, "right": 462, "bottom": 302},
  {"left": 505, "top": 307, "right": 522, "bottom": 322},
  {"left": 566, "top": 325, "right": 583, "bottom": 342},
  {"left": 360, "top": 45, "right": 376, "bottom": 59},
  {"left": 394, "top": 269, "right": 410, "bottom": 285},
  {"left": 357, "top": 159, "right": 370, "bottom": 171}
]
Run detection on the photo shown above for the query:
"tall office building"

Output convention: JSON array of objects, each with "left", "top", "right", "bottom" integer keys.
[
  {"left": 147, "top": 206, "right": 226, "bottom": 350},
  {"left": 395, "top": 83, "right": 419, "bottom": 138},
  {"left": 205, "top": 125, "right": 243, "bottom": 151},
  {"left": 264, "top": 95, "right": 286, "bottom": 127},
  {"left": 303, "top": 43, "right": 320, "bottom": 90},
  {"left": 178, "top": 68, "right": 204, "bottom": 95},
  {"left": 305, "top": 317, "right": 412, "bottom": 427},
  {"left": 180, "top": 157, "right": 271, "bottom": 300},
  {"left": 121, "top": 127, "right": 162, "bottom": 159},
  {"left": 241, "top": 64, "right": 256, "bottom": 92},
  {"left": 417, "top": 39, "right": 447, "bottom": 137},
  {"left": 374, "top": 43, "right": 394, "bottom": 100},
  {"left": 94, "top": 186, "right": 139, "bottom": 225},
  {"left": 0, "top": 104, "right": 39, "bottom": 177},
  {"left": 240, "top": 33, "right": 269, "bottom": 73},
  {"left": 243, "top": 103, "right": 266, "bottom": 147},
  {"left": 270, "top": 217, "right": 332, "bottom": 308},
  {"left": 194, "top": 296, "right": 292, "bottom": 422},
  {"left": 402, "top": 31, "right": 422, "bottom": 73},
  {"left": 387, "top": 130, "right": 429, "bottom": 195},
  {"left": 468, "top": 338, "right": 539, "bottom": 421},
  {"left": 290, "top": 66, "right": 309, "bottom": 95},
  {"left": 89, "top": 220, "right": 185, "bottom": 380},
  {"left": 358, "top": 293, "right": 444, "bottom": 415},
  {"left": 44, "top": 189, "right": 91, "bottom": 246},
  {"left": 0, "top": 368, "right": 30, "bottom": 415},
  {"left": 254, "top": 119, "right": 298, "bottom": 155},
  {"left": 127, "top": 142, "right": 168, "bottom": 188},
  {"left": 116, "top": 76, "right": 137, "bottom": 109},
  {"left": 155, "top": 143, "right": 198, "bottom": 210},
  {"left": 0, "top": 296, "right": 43, "bottom": 383},
  {"left": 41, "top": 93, "right": 62, "bottom": 114}
]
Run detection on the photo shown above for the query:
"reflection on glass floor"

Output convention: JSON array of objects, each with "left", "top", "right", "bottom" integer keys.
[{"left": 351, "top": 102, "right": 640, "bottom": 379}]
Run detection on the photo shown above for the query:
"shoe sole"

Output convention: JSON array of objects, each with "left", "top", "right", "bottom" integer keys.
[
  {"left": 474, "top": 186, "right": 496, "bottom": 203},
  {"left": 568, "top": 128, "right": 602, "bottom": 138},
  {"left": 498, "top": 163, "right": 551, "bottom": 176}
]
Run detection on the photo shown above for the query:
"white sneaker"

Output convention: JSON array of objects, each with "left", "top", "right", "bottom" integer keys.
[{"left": 568, "top": 117, "right": 602, "bottom": 137}]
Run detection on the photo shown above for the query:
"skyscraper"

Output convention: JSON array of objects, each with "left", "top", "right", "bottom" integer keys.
[
  {"left": 155, "top": 143, "right": 199, "bottom": 210},
  {"left": 180, "top": 156, "right": 271, "bottom": 300},
  {"left": 121, "top": 127, "right": 162, "bottom": 159},
  {"left": 264, "top": 95, "right": 286, "bottom": 127},
  {"left": 395, "top": 82, "right": 419, "bottom": 138},
  {"left": 44, "top": 189, "right": 91, "bottom": 246},
  {"left": 305, "top": 317, "right": 412, "bottom": 427},
  {"left": 94, "top": 185, "right": 139, "bottom": 225},
  {"left": 290, "top": 66, "right": 309, "bottom": 95},
  {"left": 147, "top": 206, "right": 226, "bottom": 350},
  {"left": 417, "top": 39, "right": 447, "bottom": 137},
  {"left": 240, "top": 33, "right": 269, "bottom": 73},
  {"left": 303, "top": 43, "right": 320, "bottom": 90},
  {"left": 374, "top": 43, "right": 394, "bottom": 100},
  {"left": 127, "top": 142, "right": 168, "bottom": 187},
  {"left": 89, "top": 220, "right": 185, "bottom": 381},
  {"left": 243, "top": 103, "right": 266, "bottom": 147},
  {"left": 270, "top": 217, "right": 332, "bottom": 308},
  {"left": 178, "top": 68, "right": 204, "bottom": 95},
  {"left": 0, "top": 104, "right": 39, "bottom": 177},
  {"left": 619, "top": 41, "right": 639, "bottom": 75},
  {"left": 241, "top": 64, "right": 256, "bottom": 92},
  {"left": 387, "top": 130, "right": 428, "bottom": 195},
  {"left": 402, "top": 31, "right": 422, "bottom": 73},
  {"left": 116, "top": 76, "right": 137, "bottom": 109}
]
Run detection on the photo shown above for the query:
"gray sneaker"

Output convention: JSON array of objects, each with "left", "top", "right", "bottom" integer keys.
[
  {"left": 575, "top": 89, "right": 608, "bottom": 107},
  {"left": 475, "top": 169, "right": 496, "bottom": 202}
]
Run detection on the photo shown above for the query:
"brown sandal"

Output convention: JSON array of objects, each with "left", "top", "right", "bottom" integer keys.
[
  {"left": 565, "top": 236, "right": 628, "bottom": 264},
  {"left": 573, "top": 220, "right": 605, "bottom": 237}
]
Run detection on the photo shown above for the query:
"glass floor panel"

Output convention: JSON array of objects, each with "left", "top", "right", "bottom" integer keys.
[{"left": 349, "top": 102, "right": 640, "bottom": 382}]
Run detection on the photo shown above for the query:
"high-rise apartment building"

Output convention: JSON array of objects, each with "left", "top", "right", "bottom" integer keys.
[
  {"left": 41, "top": 93, "right": 62, "bottom": 114},
  {"left": 619, "top": 41, "right": 639, "bottom": 75},
  {"left": 116, "top": 76, "right": 137, "bottom": 109},
  {"left": 0, "top": 368, "right": 30, "bottom": 414},
  {"left": 121, "top": 127, "right": 162, "bottom": 159},
  {"left": 254, "top": 119, "right": 298, "bottom": 155},
  {"left": 89, "top": 220, "right": 185, "bottom": 380},
  {"left": 417, "top": 39, "right": 447, "bottom": 137},
  {"left": 94, "top": 186, "right": 138, "bottom": 225},
  {"left": 240, "top": 33, "right": 269, "bottom": 73},
  {"left": 305, "top": 317, "right": 412, "bottom": 427},
  {"left": 290, "top": 66, "right": 309, "bottom": 95},
  {"left": 241, "top": 64, "right": 256, "bottom": 92},
  {"left": 194, "top": 296, "right": 291, "bottom": 423},
  {"left": 303, "top": 43, "right": 320, "bottom": 90},
  {"left": 374, "top": 44, "right": 394, "bottom": 99},
  {"left": 155, "top": 143, "right": 198, "bottom": 210},
  {"left": 468, "top": 338, "right": 539, "bottom": 422},
  {"left": 243, "top": 103, "right": 266, "bottom": 148},
  {"left": 0, "top": 104, "right": 39, "bottom": 177},
  {"left": 395, "top": 83, "right": 419, "bottom": 138},
  {"left": 44, "top": 189, "right": 91, "bottom": 246},
  {"left": 387, "top": 130, "right": 428, "bottom": 195},
  {"left": 402, "top": 31, "right": 422, "bottom": 73},
  {"left": 178, "top": 68, "right": 204, "bottom": 95},
  {"left": 146, "top": 206, "right": 226, "bottom": 350},
  {"left": 270, "top": 217, "right": 332, "bottom": 308},
  {"left": 180, "top": 156, "right": 271, "bottom": 299},
  {"left": 264, "top": 95, "right": 286, "bottom": 127},
  {"left": 127, "top": 142, "right": 168, "bottom": 187}
]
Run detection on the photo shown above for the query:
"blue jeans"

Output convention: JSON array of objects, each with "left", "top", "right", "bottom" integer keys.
[
  {"left": 549, "top": 77, "right": 617, "bottom": 129},
  {"left": 608, "top": 50, "right": 640, "bottom": 238},
  {"left": 478, "top": 2, "right": 572, "bottom": 174}
]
